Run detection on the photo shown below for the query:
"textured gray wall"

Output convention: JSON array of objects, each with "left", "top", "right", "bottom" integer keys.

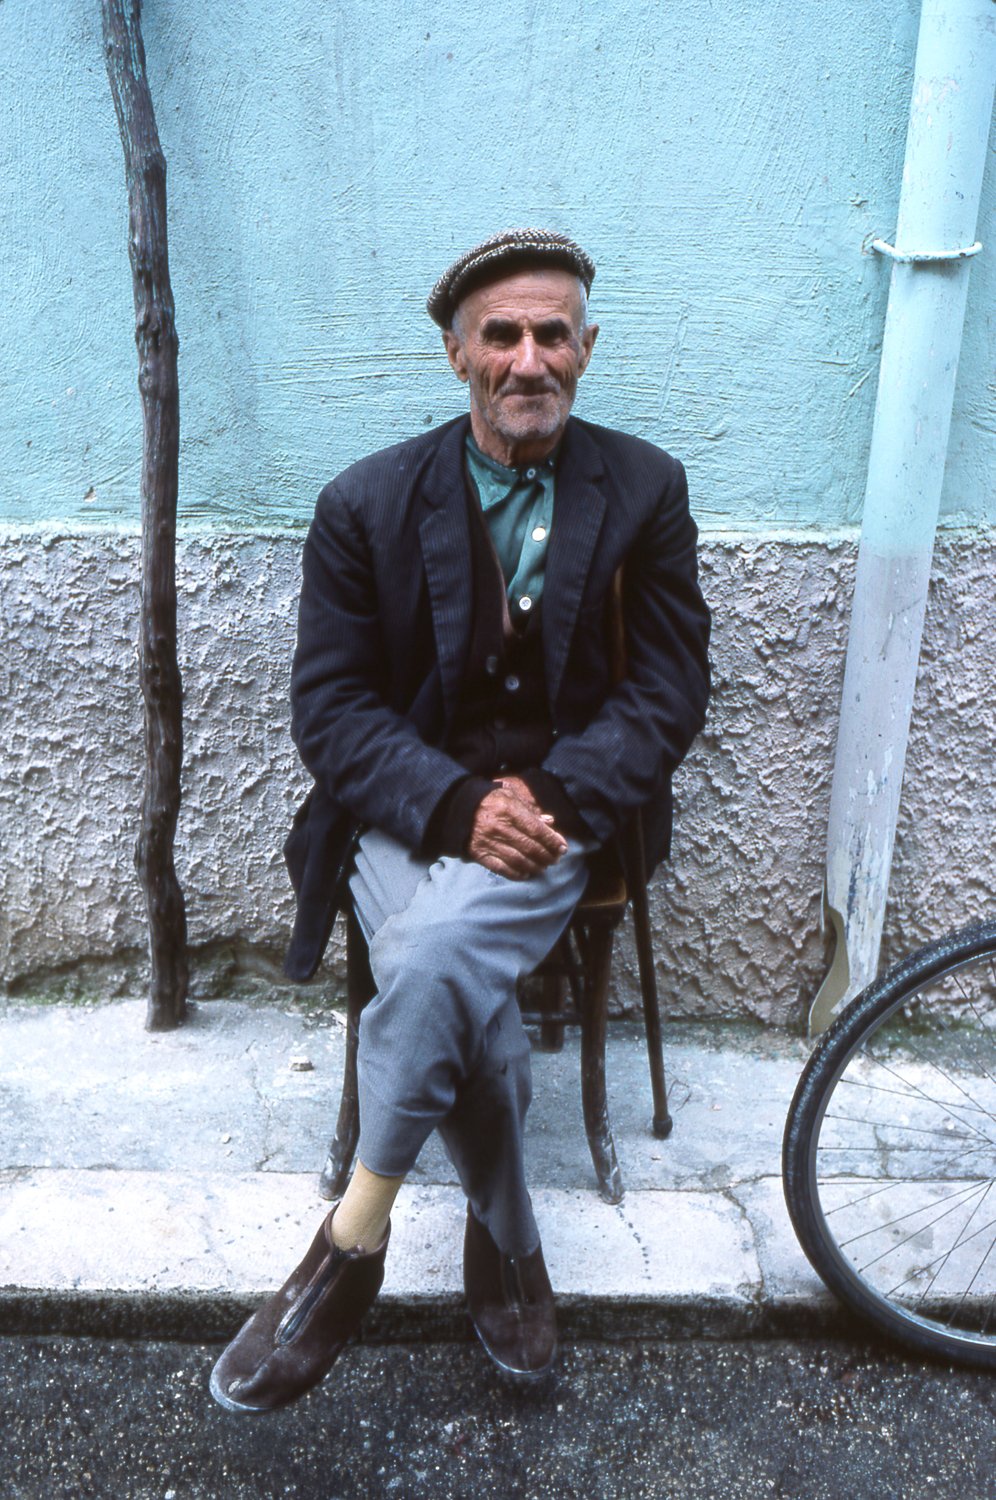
[{"left": 4, "top": 527, "right": 994, "bottom": 1026}]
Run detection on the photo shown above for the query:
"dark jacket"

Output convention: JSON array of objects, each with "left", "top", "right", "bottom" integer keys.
[{"left": 284, "top": 412, "right": 711, "bottom": 979}]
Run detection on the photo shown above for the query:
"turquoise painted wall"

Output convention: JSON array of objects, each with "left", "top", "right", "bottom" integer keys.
[{"left": 1, "top": 0, "right": 992, "bottom": 531}]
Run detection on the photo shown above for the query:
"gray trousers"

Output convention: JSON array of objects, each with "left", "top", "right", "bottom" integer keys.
[{"left": 348, "top": 829, "right": 591, "bottom": 1257}]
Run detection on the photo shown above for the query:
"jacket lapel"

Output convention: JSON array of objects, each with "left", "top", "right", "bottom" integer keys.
[
  {"left": 418, "top": 416, "right": 474, "bottom": 724},
  {"left": 543, "top": 419, "right": 608, "bottom": 708}
]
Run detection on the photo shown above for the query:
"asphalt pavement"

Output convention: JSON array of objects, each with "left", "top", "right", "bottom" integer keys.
[{"left": 4, "top": 1334, "right": 995, "bottom": 1499}]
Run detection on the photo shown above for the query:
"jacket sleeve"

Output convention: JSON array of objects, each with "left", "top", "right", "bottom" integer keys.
[
  {"left": 539, "top": 458, "right": 711, "bottom": 844},
  {"left": 290, "top": 483, "right": 471, "bottom": 851}
]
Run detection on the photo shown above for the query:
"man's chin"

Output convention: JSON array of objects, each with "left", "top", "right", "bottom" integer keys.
[{"left": 490, "top": 401, "right": 566, "bottom": 445}]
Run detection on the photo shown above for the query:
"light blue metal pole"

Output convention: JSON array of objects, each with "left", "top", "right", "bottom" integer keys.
[{"left": 810, "top": 0, "right": 996, "bottom": 1035}]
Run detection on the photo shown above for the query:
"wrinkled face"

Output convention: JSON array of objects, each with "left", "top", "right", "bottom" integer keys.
[{"left": 442, "top": 268, "right": 598, "bottom": 465}]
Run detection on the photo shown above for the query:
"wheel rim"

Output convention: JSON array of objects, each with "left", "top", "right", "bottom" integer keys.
[{"left": 805, "top": 942, "right": 996, "bottom": 1357}]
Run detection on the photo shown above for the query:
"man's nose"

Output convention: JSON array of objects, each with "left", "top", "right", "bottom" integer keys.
[{"left": 511, "top": 335, "right": 544, "bottom": 379}]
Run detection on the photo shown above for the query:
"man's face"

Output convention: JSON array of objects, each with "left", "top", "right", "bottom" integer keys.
[{"left": 442, "top": 268, "right": 598, "bottom": 465}]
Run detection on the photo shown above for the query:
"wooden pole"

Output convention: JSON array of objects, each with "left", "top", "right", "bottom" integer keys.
[{"left": 102, "top": 0, "right": 188, "bottom": 1030}]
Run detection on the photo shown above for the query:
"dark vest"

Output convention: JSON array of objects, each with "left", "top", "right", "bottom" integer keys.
[{"left": 443, "top": 477, "right": 554, "bottom": 777}]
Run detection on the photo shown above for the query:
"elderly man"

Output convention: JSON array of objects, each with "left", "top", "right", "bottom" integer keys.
[{"left": 211, "top": 228, "right": 710, "bottom": 1413}]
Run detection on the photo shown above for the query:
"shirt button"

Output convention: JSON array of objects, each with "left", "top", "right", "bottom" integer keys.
[
  {"left": 518, "top": 595, "right": 532, "bottom": 612},
  {"left": 505, "top": 675, "right": 520, "bottom": 693},
  {"left": 531, "top": 526, "right": 547, "bottom": 542},
  {"left": 485, "top": 655, "right": 499, "bottom": 675}
]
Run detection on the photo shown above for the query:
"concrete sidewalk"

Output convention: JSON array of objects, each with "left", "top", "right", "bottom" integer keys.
[{"left": 0, "top": 997, "right": 836, "bottom": 1341}]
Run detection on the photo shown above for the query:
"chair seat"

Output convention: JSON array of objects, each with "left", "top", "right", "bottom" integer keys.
[{"left": 577, "top": 842, "right": 628, "bottom": 915}]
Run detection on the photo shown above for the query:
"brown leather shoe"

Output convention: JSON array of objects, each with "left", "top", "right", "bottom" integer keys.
[
  {"left": 463, "top": 1206, "right": 556, "bottom": 1382},
  {"left": 209, "top": 1208, "right": 389, "bottom": 1413}
]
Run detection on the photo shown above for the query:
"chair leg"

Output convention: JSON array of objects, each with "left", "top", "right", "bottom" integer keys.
[
  {"left": 319, "top": 996, "right": 361, "bottom": 1199},
  {"left": 537, "top": 966, "right": 566, "bottom": 1052},
  {"left": 319, "top": 911, "right": 371, "bottom": 1199},
  {"left": 630, "top": 875, "right": 672, "bottom": 1139},
  {"left": 579, "top": 923, "right": 624, "bottom": 1204}
]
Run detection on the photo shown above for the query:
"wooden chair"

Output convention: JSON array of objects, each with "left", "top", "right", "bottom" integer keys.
[{"left": 318, "top": 814, "right": 673, "bottom": 1206}]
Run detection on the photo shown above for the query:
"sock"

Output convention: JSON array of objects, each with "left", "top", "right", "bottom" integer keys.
[{"left": 330, "top": 1161, "right": 405, "bottom": 1253}]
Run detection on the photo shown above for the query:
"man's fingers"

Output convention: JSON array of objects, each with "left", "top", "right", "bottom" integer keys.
[
  {"left": 470, "top": 825, "right": 556, "bottom": 877},
  {"left": 490, "top": 834, "right": 555, "bottom": 876},
  {"left": 488, "top": 790, "right": 566, "bottom": 854},
  {"left": 477, "top": 823, "right": 564, "bottom": 869},
  {"left": 467, "top": 785, "right": 570, "bottom": 876},
  {"left": 477, "top": 841, "right": 555, "bottom": 879}
]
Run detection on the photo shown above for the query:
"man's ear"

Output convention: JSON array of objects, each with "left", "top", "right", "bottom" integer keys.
[
  {"left": 577, "top": 323, "right": 599, "bottom": 379},
  {"left": 442, "top": 329, "right": 469, "bottom": 382}
]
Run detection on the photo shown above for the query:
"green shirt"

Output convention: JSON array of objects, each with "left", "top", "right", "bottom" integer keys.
[{"left": 465, "top": 432, "right": 555, "bottom": 624}]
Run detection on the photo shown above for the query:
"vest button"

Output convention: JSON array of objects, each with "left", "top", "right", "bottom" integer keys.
[
  {"left": 485, "top": 655, "right": 499, "bottom": 675},
  {"left": 504, "top": 675, "right": 520, "bottom": 693},
  {"left": 494, "top": 716, "right": 507, "bottom": 730}
]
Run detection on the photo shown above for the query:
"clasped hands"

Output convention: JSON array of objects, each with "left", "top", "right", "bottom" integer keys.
[{"left": 467, "top": 775, "right": 568, "bottom": 880}]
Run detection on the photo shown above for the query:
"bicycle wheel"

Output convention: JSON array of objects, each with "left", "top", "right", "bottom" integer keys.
[{"left": 783, "top": 918, "right": 996, "bottom": 1368}]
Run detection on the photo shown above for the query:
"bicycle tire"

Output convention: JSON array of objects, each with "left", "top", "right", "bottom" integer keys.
[{"left": 783, "top": 917, "right": 996, "bottom": 1369}]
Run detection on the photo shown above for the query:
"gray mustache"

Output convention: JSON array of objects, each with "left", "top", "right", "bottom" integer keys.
[{"left": 498, "top": 382, "right": 560, "bottom": 397}]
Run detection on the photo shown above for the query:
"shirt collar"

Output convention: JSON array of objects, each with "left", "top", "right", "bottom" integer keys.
[{"left": 465, "top": 430, "right": 559, "bottom": 487}]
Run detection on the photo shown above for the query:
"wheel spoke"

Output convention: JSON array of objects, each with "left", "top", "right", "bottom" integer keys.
[
  {"left": 948, "top": 1211, "right": 996, "bottom": 1323},
  {"left": 841, "top": 1179, "right": 989, "bottom": 1256},
  {"left": 914, "top": 1182, "right": 994, "bottom": 1310},
  {"left": 879, "top": 1207, "right": 996, "bottom": 1299},
  {"left": 821, "top": 1178, "right": 909, "bottom": 1216},
  {"left": 857, "top": 1054, "right": 996, "bottom": 1142},
  {"left": 823, "top": 1112, "right": 978, "bottom": 1142},
  {"left": 837, "top": 1076, "right": 996, "bottom": 1119},
  {"left": 899, "top": 1038, "right": 996, "bottom": 1129},
  {"left": 817, "top": 1143, "right": 988, "bottom": 1167}
]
